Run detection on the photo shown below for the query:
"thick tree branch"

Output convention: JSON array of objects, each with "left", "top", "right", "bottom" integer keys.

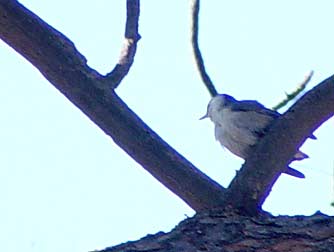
[
  {"left": 100, "top": 212, "right": 334, "bottom": 252},
  {"left": 104, "top": 0, "right": 141, "bottom": 89},
  {"left": 226, "top": 75, "right": 334, "bottom": 215},
  {"left": 1, "top": 0, "right": 333, "bottom": 217},
  {"left": 190, "top": 0, "right": 217, "bottom": 97},
  {"left": 0, "top": 0, "right": 227, "bottom": 211}
]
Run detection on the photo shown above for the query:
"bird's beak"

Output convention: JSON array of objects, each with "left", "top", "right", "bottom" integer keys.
[{"left": 199, "top": 113, "right": 208, "bottom": 120}]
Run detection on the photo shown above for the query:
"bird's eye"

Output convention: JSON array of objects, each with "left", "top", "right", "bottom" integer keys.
[{"left": 219, "top": 99, "right": 226, "bottom": 107}]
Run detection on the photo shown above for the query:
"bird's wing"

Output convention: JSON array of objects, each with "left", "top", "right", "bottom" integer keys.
[
  {"left": 227, "top": 100, "right": 278, "bottom": 138},
  {"left": 230, "top": 100, "right": 317, "bottom": 140},
  {"left": 229, "top": 100, "right": 280, "bottom": 118}
]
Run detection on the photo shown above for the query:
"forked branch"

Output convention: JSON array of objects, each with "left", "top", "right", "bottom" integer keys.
[
  {"left": 0, "top": 0, "right": 333, "bottom": 216},
  {"left": 104, "top": 0, "right": 141, "bottom": 89},
  {"left": 0, "top": 0, "right": 227, "bottom": 212}
]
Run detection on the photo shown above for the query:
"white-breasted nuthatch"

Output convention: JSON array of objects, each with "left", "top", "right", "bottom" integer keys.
[{"left": 201, "top": 94, "right": 314, "bottom": 178}]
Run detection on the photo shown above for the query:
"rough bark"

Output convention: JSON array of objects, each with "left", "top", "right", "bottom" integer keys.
[{"left": 99, "top": 211, "right": 334, "bottom": 252}]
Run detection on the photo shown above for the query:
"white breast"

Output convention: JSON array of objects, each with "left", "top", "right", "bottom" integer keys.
[{"left": 212, "top": 108, "right": 272, "bottom": 159}]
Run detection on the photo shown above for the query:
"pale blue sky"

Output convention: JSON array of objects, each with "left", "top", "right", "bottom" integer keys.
[{"left": 0, "top": 1, "right": 333, "bottom": 252}]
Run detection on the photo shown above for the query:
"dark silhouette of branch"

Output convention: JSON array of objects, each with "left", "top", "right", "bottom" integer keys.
[
  {"left": 100, "top": 211, "right": 334, "bottom": 252},
  {"left": 2, "top": 1, "right": 334, "bottom": 251},
  {"left": 0, "top": 0, "right": 333, "bottom": 218},
  {"left": 104, "top": 0, "right": 141, "bottom": 89},
  {"left": 226, "top": 75, "right": 334, "bottom": 215},
  {"left": 0, "top": 0, "right": 227, "bottom": 212},
  {"left": 273, "top": 70, "right": 314, "bottom": 110},
  {"left": 190, "top": 0, "right": 218, "bottom": 97}
]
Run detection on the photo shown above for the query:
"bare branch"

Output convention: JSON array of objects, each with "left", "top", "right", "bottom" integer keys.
[
  {"left": 226, "top": 75, "right": 334, "bottom": 215},
  {"left": 104, "top": 0, "right": 141, "bottom": 89},
  {"left": 190, "top": 0, "right": 218, "bottom": 97},
  {"left": 1, "top": 0, "right": 333, "bottom": 217},
  {"left": 273, "top": 70, "right": 314, "bottom": 110},
  {"left": 0, "top": 0, "right": 227, "bottom": 212}
]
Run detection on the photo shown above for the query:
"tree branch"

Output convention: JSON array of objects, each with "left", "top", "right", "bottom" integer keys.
[
  {"left": 226, "top": 75, "right": 334, "bottom": 215},
  {"left": 100, "top": 211, "right": 334, "bottom": 252},
  {"left": 273, "top": 70, "right": 314, "bottom": 110},
  {"left": 1, "top": 0, "right": 333, "bottom": 217},
  {"left": 190, "top": 0, "right": 217, "bottom": 97},
  {"left": 0, "top": 0, "right": 227, "bottom": 212},
  {"left": 104, "top": 0, "right": 141, "bottom": 89}
]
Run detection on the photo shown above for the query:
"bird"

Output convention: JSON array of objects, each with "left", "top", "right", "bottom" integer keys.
[{"left": 200, "top": 94, "right": 314, "bottom": 178}]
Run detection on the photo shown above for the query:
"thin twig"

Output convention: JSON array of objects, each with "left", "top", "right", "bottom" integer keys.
[
  {"left": 272, "top": 70, "right": 314, "bottom": 110},
  {"left": 105, "top": 0, "right": 141, "bottom": 89},
  {"left": 190, "top": 0, "right": 217, "bottom": 97}
]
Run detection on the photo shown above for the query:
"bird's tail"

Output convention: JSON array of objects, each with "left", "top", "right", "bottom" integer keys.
[{"left": 284, "top": 166, "right": 305, "bottom": 178}]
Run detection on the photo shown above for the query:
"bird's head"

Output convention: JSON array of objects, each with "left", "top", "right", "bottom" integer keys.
[{"left": 200, "top": 94, "right": 236, "bottom": 120}]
